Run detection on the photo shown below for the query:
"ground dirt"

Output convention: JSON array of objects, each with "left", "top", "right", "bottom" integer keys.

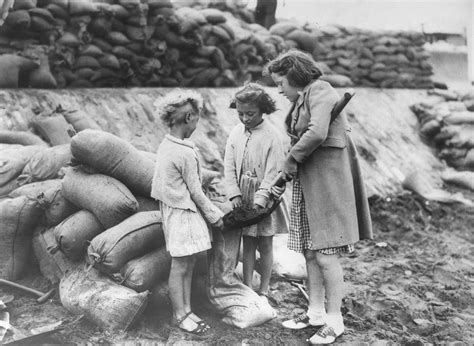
[{"left": 1, "top": 186, "right": 473, "bottom": 345}]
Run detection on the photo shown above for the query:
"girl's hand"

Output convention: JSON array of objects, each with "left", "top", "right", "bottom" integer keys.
[
  {"left": 212, "top": 217, "right": 224, "bottom": 230},
  {"left": 270, "top": 184, "right": 285, "bottom": 198},
  {"left": 231, "top": 196, "right": 242, "bottom": 209}
]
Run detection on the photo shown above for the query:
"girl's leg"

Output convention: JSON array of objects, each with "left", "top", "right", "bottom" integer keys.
[
  {"left": 242, "top": 235, "right": 258, "bottom": 288},
  {"left": 304, "top": 250, "right": 327, "bottom": 323},
  {"left": 183, "top": 254, "right": 197, "bottom": 314},
  {"left": 256, "top": 236, "right": 273, "bottom": 295},
  {"left": 169, "top": 256, "right": 199, "bottom": 331}
]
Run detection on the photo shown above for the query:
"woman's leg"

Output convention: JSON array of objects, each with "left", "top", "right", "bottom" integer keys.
[
  {"left": 304, "top": 250, "right": 327, "bottom": 322},
  {"left": 256, "top": 236, "right": 273, "bottom": 295},
  {"left": 314, "top": 252, "right": 344, "bottom": 323},
  {"left": 242, "top": 235, "right": 258, "bottom": 288},
  {"left": 308, "top": 252, "right": 345, "bottom": 344}
]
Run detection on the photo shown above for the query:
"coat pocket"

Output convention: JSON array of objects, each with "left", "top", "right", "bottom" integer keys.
[{"left": 320, "top": 136, "right": 347, "bottom": 148}]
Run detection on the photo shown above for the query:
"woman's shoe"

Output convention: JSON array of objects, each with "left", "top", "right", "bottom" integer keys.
[
  {"left": 307, "top": 323, "right": 344, "bottom": 344},
  {"left": 281, "top": 313, "right": 326, "bottom": 329}
]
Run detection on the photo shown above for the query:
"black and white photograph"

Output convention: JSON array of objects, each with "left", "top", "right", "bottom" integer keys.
[{"left": 0, "top": 0, "right": 472, "bottom": 344}]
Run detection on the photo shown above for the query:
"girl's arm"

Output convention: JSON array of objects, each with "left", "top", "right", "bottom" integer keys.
[
  {"left": 289, "top": 84, "right": 338, "bottom": 163},
  {"left": 182, "top": 152, "right": 223, "bottom": 224},
  {"left": 223, "top": 134, "right": 241, "bottom": 201},
  {"left": 254, "top": 136, "right": 284, "bottom": 207}
]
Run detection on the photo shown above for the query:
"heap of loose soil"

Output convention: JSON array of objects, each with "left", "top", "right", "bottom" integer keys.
[{"left": 1, "top": 187, "right": 472, "bottom": 345}]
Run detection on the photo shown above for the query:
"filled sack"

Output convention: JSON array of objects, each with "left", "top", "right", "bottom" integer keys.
[
  {"left": 54, "top": 210, "right": 104, "bottom": 261},
  {"left": 61, "top": 166, "right": 138, "bottom": 228},
  {"left": 70, "top": 130, "right": 154, "bottom": 196},
  {"left": 113, "top": 247, "right": 171, "bottom": 292},
  {"left": 36, "top": 186, "right": 78, "bottom": 227},
  {"left": 17, "top": 144, "right": 71, "bottom": 185},
  {"left": 86, "top": 211, "right": 164, "bottom": 274},
  {"left": 0, "top": 196, "right": 43, "bottom": 279},
  {"left": 32, "top": 226, "right": 78, "bottom": 283},
  {"left": 60, "top": 266, "right": 149, "bottom": 331}
]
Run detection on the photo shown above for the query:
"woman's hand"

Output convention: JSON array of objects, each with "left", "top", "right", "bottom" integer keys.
[
  {"left": 231, "top": 196, "right": 242, "bottom": 209},
  {"left": 282, "top": 154, "right": 298, "bottom": 176}
]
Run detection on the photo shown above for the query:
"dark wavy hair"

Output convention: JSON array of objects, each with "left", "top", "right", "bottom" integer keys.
[
  {"left": 229, "top": 83, "right": 277, "bottom": 115},
  {"left": 263, "top": 49, "right": 322, "bottom": 88}
]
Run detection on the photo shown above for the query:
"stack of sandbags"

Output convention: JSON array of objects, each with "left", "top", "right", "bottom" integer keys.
[
  {"left": 269, "top": 22, "right": 434, "bottom": 88},
  {"left": 411, "top": 89, "right": 474, "bottom": 173},
  {"left": 0, "top": 0, "right": 289, "bottom": 88}
]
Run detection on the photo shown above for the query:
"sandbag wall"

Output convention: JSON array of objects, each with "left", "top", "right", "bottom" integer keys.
[
  {"left": 410, "top": 89, "right": 474, "bottom": 172},
  {"left": 0, "top": 124, "right": 182, "bottom": 331},
  {"left": 269, "top": 21, "right": 434, "bottom": 88},
  {"left": 0, "top": 0, "right": 290, "bottom": 88}
]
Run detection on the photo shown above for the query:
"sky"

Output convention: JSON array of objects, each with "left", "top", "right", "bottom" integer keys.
[{"left": 248, "top": 0, "right": 472, "bottom": 34}]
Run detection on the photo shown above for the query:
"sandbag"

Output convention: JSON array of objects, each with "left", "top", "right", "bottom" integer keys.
[
  {"left": 0, "top": 130, "right": 47, "bottom": 146},
  {"left": 0, "top": 54, "right": 39, "bottom": 88},
  {"left": 54, "top": 210, "right": 104, "bottom": 261},
  {"left": 60, "top": 266, "right": 149, "bottom": 331},
  {"left": 8, "top": 179, "right": 61, "bottom": 198},
  {"left": 70, "top": 130, "right": 154, "bottom": 196},
  {"left": 0, "top": 145, "right": 45, "bottom": 195},
  {"left": 207, "top": 200, "right": 276, "bottom": 328},
  {"left": 441, "top": 170, "right": 474, "bottom": 191},
  {"left": 113, "top": 247, "right": 171, "bottom": 292},
  {"left": 86, "top": 211, "right": 164, "bottom": 274},
  {"left": 37, "top": 187, "right": 78, "bottom": 227},
  {"left": 0, "top": 196, "right": 43, "bottom": 280},
  {"left": 17, "top": 144, "right": 71, "bottom": 185},
  {"left": 445, "top": 125, "right": 474, "bottom": 148},
  {"left": 61, "top": 166, "right": 138, "bottom": 229},
  {"left": 31, "top": 114, "right": 72, "bottom": 146},
  {"left": 443, "top": 111, "right": 474, "bottom": 125},
  {"left": 31, "top": 226, "right": 78, "bottom": 283}
]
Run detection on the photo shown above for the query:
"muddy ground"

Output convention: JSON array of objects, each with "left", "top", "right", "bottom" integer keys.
[{"left": 1, "top": 186, "right": 473, "bottom": 345}]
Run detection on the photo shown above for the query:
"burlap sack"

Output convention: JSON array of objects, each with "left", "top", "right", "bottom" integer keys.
[
  {"left": 0, "top": 196, "right": 43, "bottom": 279},
  {"left": 70, "top": 130, "right": 154, "bottom": 196},
  {"left": 86, "top": 211, "right": 164, "bottom": 274},
  {"left": 61, "top": 166, "right": 138, "bottom": 228},
  {"left": 60, "top": 266, "right": 149, "bottom": 331},
  {"left": 54, "top": 210, "right": 104, "bottom": 261}
]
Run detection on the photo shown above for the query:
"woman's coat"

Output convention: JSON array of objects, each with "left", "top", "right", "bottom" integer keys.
[{"left": 287, "top": 79, "right": 372, "bottom": 249}]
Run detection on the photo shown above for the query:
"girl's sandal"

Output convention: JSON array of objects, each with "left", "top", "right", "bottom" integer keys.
[
  {"left": 186, "top": 311, "right": 210, "bottom": 332},
  {"left": 175, "top": 312, "right": 209, "bottom": 336}
]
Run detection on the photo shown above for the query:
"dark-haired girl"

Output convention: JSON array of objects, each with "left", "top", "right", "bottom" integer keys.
[
  {"left": 264, "top": 50, "right": 372, "bottom": 344},
  {"left": 224, "top": 83, "right": 289, "bottom": 301}
]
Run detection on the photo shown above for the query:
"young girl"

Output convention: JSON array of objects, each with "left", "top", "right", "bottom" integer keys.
[
  {"left": 151, "top": 89, "right": 224, "bottom": 335},
  {"left": 224, "top": 83, "right": 289, "bottom": 300}
]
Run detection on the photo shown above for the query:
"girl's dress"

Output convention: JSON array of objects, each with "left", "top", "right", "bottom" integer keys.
[
  {"left": 224, "top": 119, "right": 289, "bottom": 237},
  {"left": 151, "top": 135, "right": 223, "bottom": 257}
]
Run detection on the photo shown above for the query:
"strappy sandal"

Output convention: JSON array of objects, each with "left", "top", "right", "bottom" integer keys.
[
  {"left": 186, "top": 311, "right": 210, "bottom": 332},
  {"left": 175, "top": 312, "right": 209, "bottom": 336}
]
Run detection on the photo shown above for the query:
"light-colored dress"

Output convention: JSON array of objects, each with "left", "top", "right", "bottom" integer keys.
[
  {"left": 224, "top": 119, "right": 289, "bottom": 237},
  {"left": 151, "top": 135, "right": 223, "bottom": 257}
]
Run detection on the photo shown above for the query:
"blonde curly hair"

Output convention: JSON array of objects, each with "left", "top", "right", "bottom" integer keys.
[{"left": 155, "top": 89, "right": 204, "bottom": 127}]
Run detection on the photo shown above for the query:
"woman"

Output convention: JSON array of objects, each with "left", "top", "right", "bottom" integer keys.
[{"left": 264, "top": 49, "right": 372, "bottom": 344}]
